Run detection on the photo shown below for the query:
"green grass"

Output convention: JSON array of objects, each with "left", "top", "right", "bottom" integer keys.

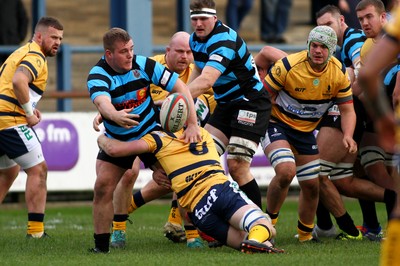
[{"left": 0, "top": 197, "right": 386, "bottom": 266}]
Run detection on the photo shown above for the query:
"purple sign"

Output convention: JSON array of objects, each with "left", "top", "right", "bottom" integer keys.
[
  {"left": 221, "top": 153, "right": 271, "bottom": 168},
  {"left": 34, "top": 119, "right": 79, "bottom": 171},
  {"left": 251, "top": 154, "right": 271, "bottom": 167}
]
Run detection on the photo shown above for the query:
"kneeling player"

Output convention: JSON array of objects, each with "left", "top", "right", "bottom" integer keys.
[{"left": 97, "top": 126, "right": 283, "bottom": 254}]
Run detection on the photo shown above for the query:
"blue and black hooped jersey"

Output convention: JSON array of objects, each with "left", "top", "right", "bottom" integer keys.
[
  {"left": 87, "top": 54, "right": 179, "bottom": 141},
  {"left": 189, "top": 20, "right": 264, "bottom": 104},
  {"left": 382, "top": 59, "right": 399, "bottom": 107},
  {"left": 340, "top": 27, "right": 366, "bottom": 68}
]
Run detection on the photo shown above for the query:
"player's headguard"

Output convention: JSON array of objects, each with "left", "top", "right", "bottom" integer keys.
[{"left": 307, "top": 25, "right": 337, "bottom": 58}]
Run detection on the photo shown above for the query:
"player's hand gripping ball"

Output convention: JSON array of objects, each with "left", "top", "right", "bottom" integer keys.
[{"left": 160, "top": 93, "right": 189, "bottom": 132}]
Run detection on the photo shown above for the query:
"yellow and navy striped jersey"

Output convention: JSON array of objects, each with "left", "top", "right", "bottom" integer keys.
[
  {"left": 141, "top": 127, "right": 227, "bottom": 211},
  {"left": 385, "top": 6, "right": 400, "bottom": 40},
  {"left": 361, "top": 37, "right": 399, "bottom": 103},
  {"left": 265, "top": 50, "right": 352, "bottom": 132},
  {"left": 195, "top": 92, "right": 217, "bottom": 126},
  {"left": 0, "top": 41, "right": 48, "bottom": 130},
  {"left": 360, "top": 38, "right": 377, "bottom": 65}
]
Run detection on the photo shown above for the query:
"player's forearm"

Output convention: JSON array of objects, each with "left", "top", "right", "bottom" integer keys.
[
  {"left": 12, "top": 72, "right": 31, "bottom": 107},
  {"left": 188, "top": 76, "right": 213, "bottom": 99},
  {"left": 94, "top": 98, "right": 118, "bottom": 121},
  {"left": 339, "top": 104, "right": 356, "bottom": 139},
  {"left": 98, "top": 135, "right": 130, "bottom": 157}
]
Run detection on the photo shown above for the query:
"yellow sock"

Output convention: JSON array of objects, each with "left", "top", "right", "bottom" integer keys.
[
  {"left": 113, "top": 221, "right": 127, "bottom": 231},
  {"left": 128, "top": 196, "right": 137, "bottom": 214},
  {"left": 380, "top": 219, "right": 400, "bottom": 266},
  {"left": 297, "top": 219, "right": 314, "bottom": 242},
  {"left": 267, "top": 212, "right": 279, "bottom": 226},
  {"left": 248, "top": 224, "right": 271, "bottom": 243},
  {"left": 168, "top": 206, "right": 182, "bottom": 225},
  {"left": 184, "top": 225, "right": 200, "bottom": 240},
  {"left": 27, "top": 221, "right": 44, "bottom": 236}
]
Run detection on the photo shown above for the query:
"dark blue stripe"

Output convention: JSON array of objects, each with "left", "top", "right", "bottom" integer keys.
[
  {"left": 0, "top": 112, "right": 24, "bottom": 117},
  {"left": 0, "top": 94, "right": 21, "bottom": 107},
  {"left": 87, "top": 73, "right": 111, "bottom": 88},
  {"left": 29, "top": 83, "right": 43, "bottom": 95},
  {"left": 20, "top": 61, "right": 38, "bottom": 79},
  {"left": 28, "top": 51, "right": 45, "bottom": 61},
  {"left": 282, "top": 57, "right": 291, "bottom": 72},
  {"left": 169, "top": 160, "right": 221, "bottom": 180},
  {"left": 149, "top": 132, "right": 163, "bottom": 154}
]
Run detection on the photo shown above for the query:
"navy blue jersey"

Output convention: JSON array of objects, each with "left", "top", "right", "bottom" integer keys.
[
  {"left": 87, "top": 54, "right": 179, "bottom": 141},
  {"left": 189, "top": 20, "right": 264, "bottom": 104},
  {"left": 340, "top": 27, "right": 366, "bottom": 68}
]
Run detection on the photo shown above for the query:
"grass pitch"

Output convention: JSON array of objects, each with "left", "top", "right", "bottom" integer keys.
[{"left": 0, "top": 197, "right": 385, "bottom": 266}]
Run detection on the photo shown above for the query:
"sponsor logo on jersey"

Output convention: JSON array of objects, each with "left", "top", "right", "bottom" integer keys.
[
  {"left": 185, "top": 171, "right": 202, "bottom": 182},
  {"left": 295, "top": 87, "right": 306, "bottom": 92},
  {"left": 237, "top": 110, "right": 257, "bottom": 126},
  {"left": 160, "top": 70, "right": 171, "bottom": 86},
  {"left": 210, "top": 54, "right": 223, "bottom": 62},
  {"left": 194, "top": 188, "right": 218, "bottom": 219},
  {"left": 133, "top": 70, "right": 140, "bottom": 78},
  {"left": 114, "top": 88, "right": 147, "bottom": 110},
  {"left": 323, "top": 85, "right": 332, "bottom": 97},
  {"left": 276, "top": 66, "right": 281, "bottom": 76}
]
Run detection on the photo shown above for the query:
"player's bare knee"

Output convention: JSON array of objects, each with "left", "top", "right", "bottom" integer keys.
[
  {"left": 300, "top": 179, "right": 319, "bottom": 199},
  {"left": 120, "top": 169, "right": 138, "bottom": 186},
  {"left": 226, "top": 159, "right": 249, "bottom": 176},
  {"left": 333, "top": 178, "right": 354, "bottom": 196},
  {"left": 280, "top": 162, "right": 297, "bottom": 177},
  {"left": 25, "top": 162, "right": 47, "bottom": 181},
  {"left": 318, "top": 175, "right": 332, "bottom": 190}
]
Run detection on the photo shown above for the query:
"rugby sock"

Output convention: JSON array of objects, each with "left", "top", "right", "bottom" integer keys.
[
  {"left": 94, "top": 233, "right": 110, "bottom": 252},
  {"left": 127, "top": 196, "right": 136, "bottom": 214},
  {"left": 129, "top": 191, "right": 146, "bottom": 213},
  {"left": 112, "top": 214, "right": 128, "bottom": 232},
  {"left": 384, "top": 189, "right": 397, "bottom": 219},
  {"left": 27, "top": 213, "right": 44, "bottom": 236},
  {"left": 239, "top": 179, "right": 262, "bottom": 209},
  {"left": 297, "top": 219, "right": 313, "bottom": 242},
  {"left": 168, "top": 199, "right": 182, "bottom": 225},
  {"left": 335, "top": 212, "right": 359, "bottom": 236},
  {"left": 184, "top": 225, "right": 200, "bottom": 240},
  {"left": 316, "top": 201, "right": 334, "bottom": 230},
  {"left": 248, "top": 224, "right": 271, "bottom": 243},
  {"left": 358, "top": 198, "right": 380, "bottom": 230},
  {"left": 380, "top": 218, "right": 400, "bottom": 266},
  {"left": 266, "top": 210, "right": 279, "bottom": 226}
]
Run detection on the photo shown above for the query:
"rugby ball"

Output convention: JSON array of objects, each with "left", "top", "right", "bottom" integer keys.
[{"left": 160, "top": 93, "right": 189, "bottom": 132}]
